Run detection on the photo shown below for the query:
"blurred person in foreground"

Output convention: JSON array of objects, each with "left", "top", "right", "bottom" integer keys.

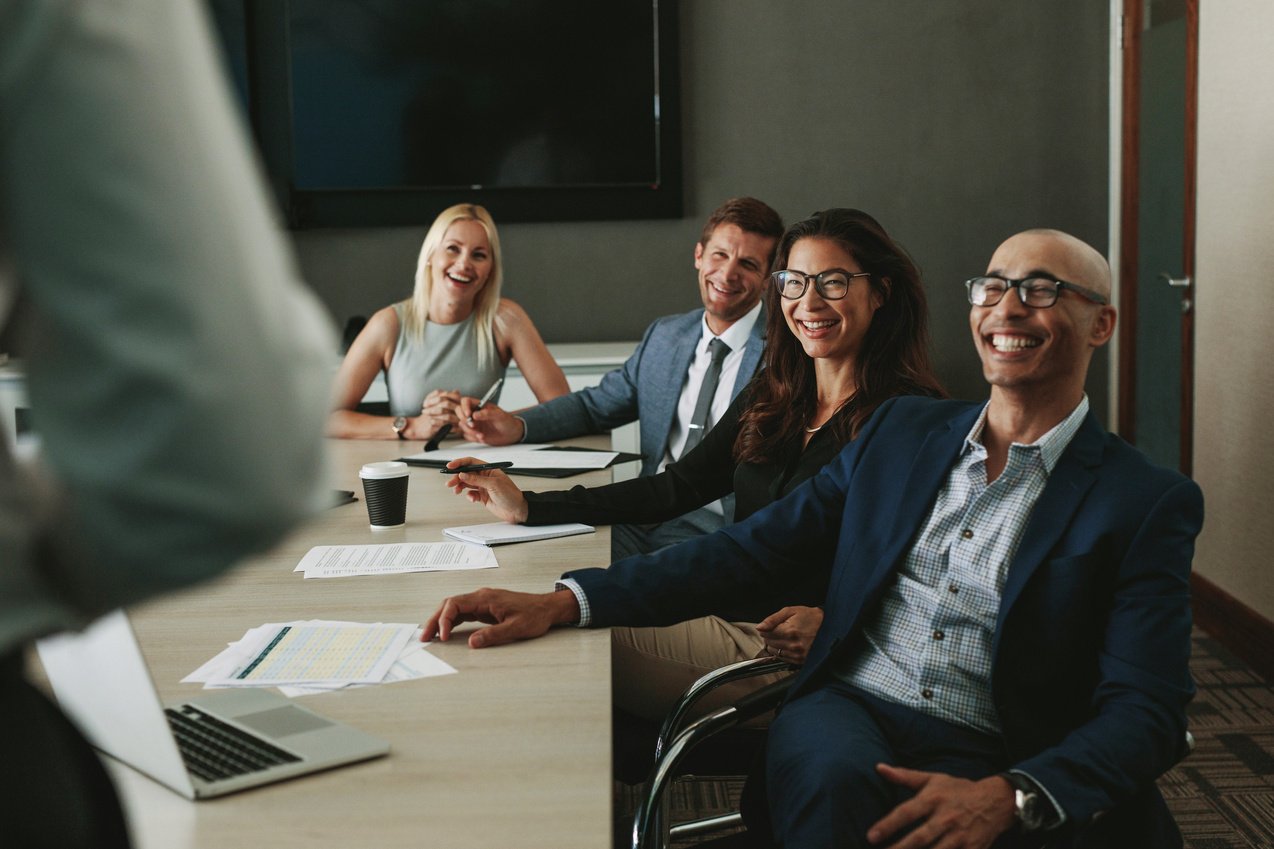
[{"left": 1, "top": 2, "right": 335, "bottom": 846}]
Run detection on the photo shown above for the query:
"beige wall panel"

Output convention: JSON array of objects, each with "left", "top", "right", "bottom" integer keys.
[{"left": 1194, "top": 0, "right": 1274, "bottom": 619}]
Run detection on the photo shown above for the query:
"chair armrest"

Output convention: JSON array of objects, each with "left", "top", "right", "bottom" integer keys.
[
  {"left": 655, "top": 656, "right": 796, "bottom": 760},
  {"left": 634, "top": 677, "right": 794, "bottom": 849}
]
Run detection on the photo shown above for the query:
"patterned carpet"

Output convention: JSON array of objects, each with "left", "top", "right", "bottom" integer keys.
[{"left": 618, "top": 630, "right": 1274, "bottom": 848}]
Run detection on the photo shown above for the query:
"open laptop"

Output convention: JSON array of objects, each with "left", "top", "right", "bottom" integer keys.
[{"left": 36, "top": 609, "right": 389, "bottom": 799}]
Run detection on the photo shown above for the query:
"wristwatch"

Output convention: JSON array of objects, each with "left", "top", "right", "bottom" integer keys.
[
  {"left": 392, "top": 416, "right": 408, "bottom": 440},
  {"left": 1001, "top": 772, "right": 1046, "bottom": 832}
]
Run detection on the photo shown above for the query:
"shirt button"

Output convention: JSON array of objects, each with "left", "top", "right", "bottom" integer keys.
[
  {"left": 960, "top": 529, "right": 973, "bottom": 540},
  {"left": 948, "top": 584, "right": 959, "bottom": 594},
  {"left": 921, "top": 688, "right": 934, "bottom": 700},
  {"left": 933, "top": 630, "right": 945, "bottom": 641}
]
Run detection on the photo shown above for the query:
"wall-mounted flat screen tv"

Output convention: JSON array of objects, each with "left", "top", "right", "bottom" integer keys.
[{"left": 208, "top": 0, "right": 682, "bottom": 227}]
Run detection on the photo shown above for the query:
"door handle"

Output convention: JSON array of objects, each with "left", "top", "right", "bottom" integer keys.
[{"left": 1158, "top": 273, "right": 1193, "bottom": 314}]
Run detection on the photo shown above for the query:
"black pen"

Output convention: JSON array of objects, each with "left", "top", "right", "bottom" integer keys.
[
  {"left": 424, "top": 377, "right": 503, "bottom": 452},
  {"left": 440, "top": 461, "right": 514, "bottom": 474}
]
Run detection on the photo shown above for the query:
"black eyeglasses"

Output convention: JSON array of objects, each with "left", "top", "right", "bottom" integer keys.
[
  {"left": 772, "top": 269, "right": 871, "bottom": 300},
  {"left": 965, "top": 275, "right": 1109, "bottom": 309}
]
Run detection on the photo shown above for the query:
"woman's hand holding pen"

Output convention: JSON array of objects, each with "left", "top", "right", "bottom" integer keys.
[{"left": 444, "top": 456, "right": 529, "bottom": 523}]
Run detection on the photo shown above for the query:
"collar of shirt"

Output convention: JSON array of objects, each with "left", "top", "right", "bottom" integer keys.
[
  {"left": 699, "top": 300, "right": 762, "bottom": 355},
  {"left": 961, "top": 394, "right": 1090, "bottom": 475}
]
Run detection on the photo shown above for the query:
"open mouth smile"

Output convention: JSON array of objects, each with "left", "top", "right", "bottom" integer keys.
[{"left": 989, "top": 333, "right": 1041, "bottom": 352}]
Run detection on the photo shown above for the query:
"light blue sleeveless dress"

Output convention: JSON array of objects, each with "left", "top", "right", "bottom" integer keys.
[{"left": 384, "top": 303, "right": 506, "bottom": 416}]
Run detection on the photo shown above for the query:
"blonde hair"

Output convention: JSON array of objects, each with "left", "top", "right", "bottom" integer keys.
[{"left": 405, "top": 203, "right": 504, "bottom": 370}]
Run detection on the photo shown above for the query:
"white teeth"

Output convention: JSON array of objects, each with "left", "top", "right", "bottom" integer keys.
[
  {"left": 447, "top": 272, "right": 473, "bottom": 283},
  {"left": 801, "top": 320, "right": 836, "bottom": 330},
  {"left": 991, "top": 334, "right": 1041, "bottom": 351}
]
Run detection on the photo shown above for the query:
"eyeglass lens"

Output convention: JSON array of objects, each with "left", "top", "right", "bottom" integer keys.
[
  {"left": 969, "top": 277, "right": 1060, "bottom": 308},
  {"left": 775, "top": 271, "right": 852, "bottom": 300}
]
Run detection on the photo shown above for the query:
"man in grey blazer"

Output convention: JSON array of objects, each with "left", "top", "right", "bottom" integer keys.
[{"left": 460, "top": 197, "right": 783, "bottom": 558}]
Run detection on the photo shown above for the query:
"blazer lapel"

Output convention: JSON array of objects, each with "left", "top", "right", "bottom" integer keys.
[
  {"left": 993, "top": 413, "right": 1104, "bottom": 642},
  {"left": 864, "top": 406, "right": 980, "bottom": 595},
  {"left": 645, "top": 313, "right": 702, "bottom": 458}
]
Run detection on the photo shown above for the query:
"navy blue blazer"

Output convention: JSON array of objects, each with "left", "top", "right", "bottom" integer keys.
[
  {"left": 568, "top": 396, "right": 1203, "bottom": 837},
  {"left": 518, "top": 307, "right": 766, "bottom": 478}
]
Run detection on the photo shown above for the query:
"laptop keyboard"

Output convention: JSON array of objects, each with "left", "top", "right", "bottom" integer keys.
[{"left": 166, "top": 704, "right": 301, "bottom": 782}]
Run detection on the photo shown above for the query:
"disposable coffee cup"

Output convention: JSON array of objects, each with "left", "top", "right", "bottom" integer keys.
[{"left": 358, "top": 461, "right": 409, "bottom": 530}]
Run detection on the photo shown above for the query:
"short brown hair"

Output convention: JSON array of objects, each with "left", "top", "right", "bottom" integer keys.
[{"left": 698, "top": 197, "right": 784, "bottom": 256}]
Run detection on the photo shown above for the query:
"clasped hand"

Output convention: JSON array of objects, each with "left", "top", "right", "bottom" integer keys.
[
  {"left": 418, "top": 389, "right": 465, "bottom": 434},
  {"left": 756, "top": 605, "right": 823, "bottom": 664}
]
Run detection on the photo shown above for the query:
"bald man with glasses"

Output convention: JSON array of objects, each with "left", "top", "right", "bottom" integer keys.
[{"left": 427, "top": 229, "right": 1201, "bottom": 849}]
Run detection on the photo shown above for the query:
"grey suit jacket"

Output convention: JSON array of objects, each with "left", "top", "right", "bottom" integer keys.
[{"left": 520, "top": 307, "right": 766, "bottom": 480}]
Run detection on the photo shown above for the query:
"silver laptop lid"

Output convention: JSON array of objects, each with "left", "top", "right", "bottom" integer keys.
[
  {"left": 37, "top": 609, "right": 194, "bottom": 795},
  {"left": 36, "top": 609, "right": 391, "bottom": 799}
]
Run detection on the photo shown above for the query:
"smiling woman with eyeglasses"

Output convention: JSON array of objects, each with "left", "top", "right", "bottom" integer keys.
[{"left": 443, "top": 208, "right": 946, "bottom": 727}]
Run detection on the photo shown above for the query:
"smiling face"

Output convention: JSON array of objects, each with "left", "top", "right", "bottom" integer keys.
[
  {"left": 694, "top": 223, "right": 776, "bottom": 335},
  {"left": 429, "top": 219, "right": 493, "bottom": 303},
  {"left": 971, "top": 230, "right": 1115, "bottom": 406},
  {"left": 780, "top": 237, "right": 884, "bottom": 371}
]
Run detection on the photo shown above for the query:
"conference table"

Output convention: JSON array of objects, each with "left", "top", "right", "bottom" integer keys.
[{"left": 104, "top": 437, "right": 621, "bottom": 849}]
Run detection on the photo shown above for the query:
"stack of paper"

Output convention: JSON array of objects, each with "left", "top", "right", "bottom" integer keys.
[
  {"left": 444, "top": 521, "right": 594, "bottom": 546},
  {"left": 294, "top": 542, "right": 498, "bottom": 578},
  {"left": 184, "top": 620, "right": 456, "bottom": 698}
]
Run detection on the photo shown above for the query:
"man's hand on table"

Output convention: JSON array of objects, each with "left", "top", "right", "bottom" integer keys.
[{"left": 423, "top": 588, "right": 581, "bottom": 648}]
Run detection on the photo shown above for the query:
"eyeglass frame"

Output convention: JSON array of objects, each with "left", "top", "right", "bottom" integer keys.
[
  {"left": 771, "top": 268, "right": 873, "bottom": 300},
  {"left": 964, "top": 275, "right": 1110, "bottom": 309}
]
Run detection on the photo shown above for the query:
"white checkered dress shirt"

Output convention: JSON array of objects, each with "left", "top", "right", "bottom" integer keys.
[{"left": 834, "top": 396, "right": 1089, "bottom": 734}]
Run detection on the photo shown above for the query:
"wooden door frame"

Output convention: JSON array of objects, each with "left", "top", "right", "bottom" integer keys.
[{"left": 1116, "top": 0, "right": 1198, "bottom": 475}]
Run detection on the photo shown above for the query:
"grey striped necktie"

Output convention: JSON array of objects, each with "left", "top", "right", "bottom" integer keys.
[{"left": 682, "top": 337, "right": 730, "bottom": 456}]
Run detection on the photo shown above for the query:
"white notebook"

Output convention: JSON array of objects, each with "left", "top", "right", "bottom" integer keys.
[{"left": 443, "top": 522, "right": 594, "bottom": 546}]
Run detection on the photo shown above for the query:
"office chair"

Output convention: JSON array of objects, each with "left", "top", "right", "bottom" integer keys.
[
  {"left": 631, "top": 656, "right": 796, "bottom": 849},
  {"left": 630, "top": 660, "right": 1199, "bottom": 849}
]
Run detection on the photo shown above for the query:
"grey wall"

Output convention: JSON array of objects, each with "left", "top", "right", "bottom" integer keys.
[{"left": 293, "top": 0, "right": 1110, "bottom": 411}]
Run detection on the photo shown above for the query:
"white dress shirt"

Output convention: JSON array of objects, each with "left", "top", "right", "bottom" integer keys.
[{"left": 661, "top": 301, "right": 762, "bottom": 484}]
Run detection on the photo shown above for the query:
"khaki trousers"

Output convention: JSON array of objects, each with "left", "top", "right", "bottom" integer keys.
[{"left": 612, "top": 616, "right": 791, "bottom": 724}]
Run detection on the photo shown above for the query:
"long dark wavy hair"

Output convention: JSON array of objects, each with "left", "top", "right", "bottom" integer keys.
[{"left": 734, "top": 209, "right": 945, "bottom": 465}]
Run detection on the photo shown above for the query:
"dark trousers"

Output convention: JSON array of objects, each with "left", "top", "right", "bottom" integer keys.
[
  {"left": 610, "top": 506, "right": 726, "bottom": 561},
  {"left": 0, "top": 651, "right": 131, "bottom": 849},
  {"left": 763, "top": 680, "right": 1015, "bottom": 849}
]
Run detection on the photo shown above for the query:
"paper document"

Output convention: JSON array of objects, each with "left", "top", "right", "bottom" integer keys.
[
  {"left": 202, "top": 622, "right": 415, "bottom": 687},
  {"left": 444, "top": 522, "right": 595, "bottom": 546},
  {"left": 186, "top": 623, "right": 456, "bottom": 696},
  {"left": 401, "top": 443, "right": 618, "bottom": 470},
  {"left": 279, "top": 631, "right": 457, "bottom": 697},
  {"left": 295, "top": 542, "right": 498, "bottom": 578}
]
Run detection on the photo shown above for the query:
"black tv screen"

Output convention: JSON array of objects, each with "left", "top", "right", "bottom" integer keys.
[{"left": 208, "top": 0, "right": 682, "bottom": 227}]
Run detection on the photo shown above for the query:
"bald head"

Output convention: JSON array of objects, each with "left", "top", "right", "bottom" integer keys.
[
  {"left": 971, "top": 228, "right": 1117, "bottom": 422},
  {"left": 992, "top": 229, "right": 1111, "bottom": 301}
]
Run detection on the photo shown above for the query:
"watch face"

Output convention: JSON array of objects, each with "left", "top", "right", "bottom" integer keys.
[
  {"left": 393, "top": 416, "right": 407, "bottom": 434},
  {"left": 1017, "top": 789, "right": 1045, "bottom": 831}
]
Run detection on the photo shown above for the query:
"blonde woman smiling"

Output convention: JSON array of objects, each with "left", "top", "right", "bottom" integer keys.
[{"left": 328, "top": 204, "right": 568, "bottom": 440}]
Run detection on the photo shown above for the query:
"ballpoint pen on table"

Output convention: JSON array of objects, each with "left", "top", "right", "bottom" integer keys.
[
  {"left": 424, "top": 377, "right": 504, "bottom": 452},
  {"left": 439, "top": 461, "right": 514, "bottom": 474}
]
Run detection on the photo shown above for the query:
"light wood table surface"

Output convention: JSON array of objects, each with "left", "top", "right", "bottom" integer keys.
[{"left": 106, "top": 437, "right": 620, "bottom": 849}]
